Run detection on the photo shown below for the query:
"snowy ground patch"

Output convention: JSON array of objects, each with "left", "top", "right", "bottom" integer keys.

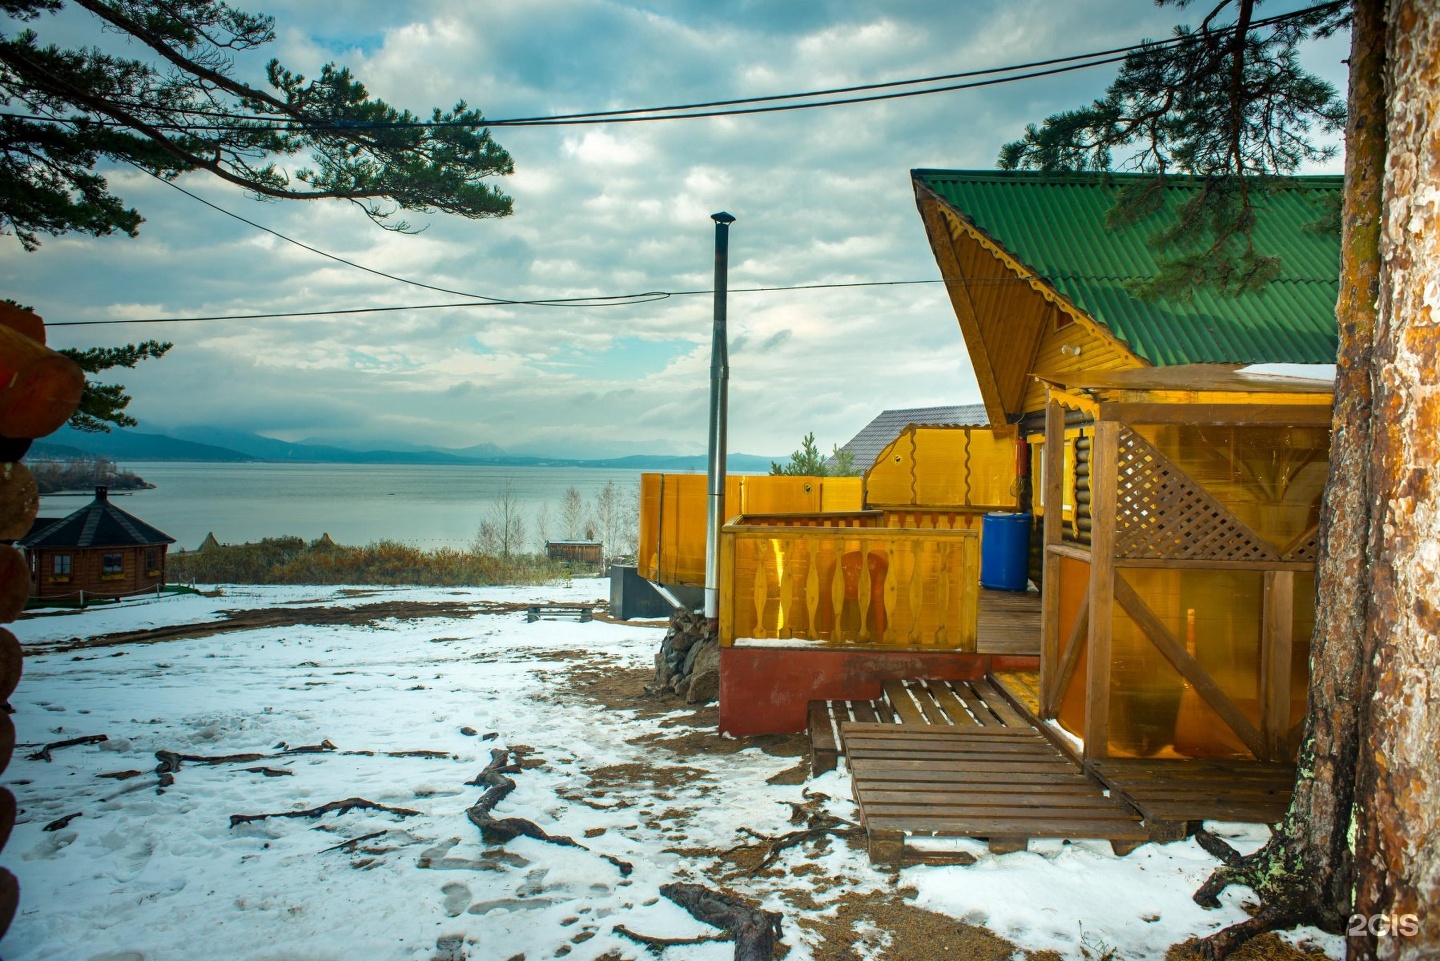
[{"left": 6, "top": 581, "right": 1341, "bottom": 961}]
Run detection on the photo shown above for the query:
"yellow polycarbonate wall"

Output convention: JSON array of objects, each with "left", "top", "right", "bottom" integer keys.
[
  {"left": 638, "top": 473, "right": 864, "bottom": 587},
  {"left": 864, "top": 425, "right": 1019, "bottom": 510}
]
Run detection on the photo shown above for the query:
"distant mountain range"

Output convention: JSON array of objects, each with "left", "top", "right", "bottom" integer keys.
[{"left": 33, "top": 426, "right": 778, "bottom": 472}]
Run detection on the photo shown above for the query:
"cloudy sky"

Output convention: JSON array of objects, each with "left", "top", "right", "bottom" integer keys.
[{"left": 1, "top": 1, "right": 1349, "bottom": 459}]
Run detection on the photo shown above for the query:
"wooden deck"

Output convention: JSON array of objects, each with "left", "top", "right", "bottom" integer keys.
[
  {"left": 1086, "top": 759, "right": 1295, "bottom": 826},
  {"left": 811, "top": 669, "right": 1297, "bottom": 862},
  {"left": 975, "top": 588, "right": 1041, "bottom": 656},
  {"left": 843, "top": 723, "right": 1155, "bottom": 862}
]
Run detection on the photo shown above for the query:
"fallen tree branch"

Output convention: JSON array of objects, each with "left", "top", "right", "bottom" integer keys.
[
  {"left": 465, "top": 748, "right": 633, "bottom": 876},
  {"left": 96, "top": 770, "right": 144, "bottom": 780},
  {"left": 661, "top": 883, "right": 782, "bottom": 961},
  {"left": 28, "top": 734, "right": 107, "bottom": 762},
  {"left": 229, "top": 797, "right": 421, "bottom": 828},
  {"left": 43, "top": 812, "right": 82, "bottom": 832},
  {"left": 721, "top": 811, "right": 861, "bottom": 875},
  {"left": 318, "top": 829, "right": 389, "bottom": 854},
  {"left": 157, "top": 740, "right": 337, "bottom": 774},
  {"left": 613, "top": 923, "right": 730, "bottom": 949},
  {"left": 243, "top": 767, "right": 294, "bottom": 778}
]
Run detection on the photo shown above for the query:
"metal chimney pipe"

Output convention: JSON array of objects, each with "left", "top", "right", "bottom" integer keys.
[{"left": 704, "top": 211, "right": 736, "bottom": 623}]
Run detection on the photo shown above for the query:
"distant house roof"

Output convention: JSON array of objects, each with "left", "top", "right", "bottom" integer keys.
[
  {"left": 20, "top": 487, "right": 174, "bottom": 549},
  {"left": 833, "top": 404, "right": 989, "bottom": 472},
  {"left": 912, "top": 169, "right": 1342, "bottom": 366}
]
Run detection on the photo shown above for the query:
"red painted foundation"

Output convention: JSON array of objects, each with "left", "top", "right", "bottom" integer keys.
[{"left": 719, "top": 646, "right": 1041, "bottom": 735}]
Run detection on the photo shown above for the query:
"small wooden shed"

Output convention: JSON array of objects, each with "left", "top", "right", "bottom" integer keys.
[
  {"left": 546, "top": 540, "right": 603, "bottom": 567},
  {"left": 20, "top": 486, "right": 175, "bottom": 601}
]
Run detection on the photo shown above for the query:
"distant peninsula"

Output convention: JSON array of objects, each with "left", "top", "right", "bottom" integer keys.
[{"left": 32, "top": 426, "right": 778, "bottom": 473}]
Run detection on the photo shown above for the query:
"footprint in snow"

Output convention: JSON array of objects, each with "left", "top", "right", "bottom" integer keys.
[{"left": 441, "top": 882, "right": 471, "bottom": 917}]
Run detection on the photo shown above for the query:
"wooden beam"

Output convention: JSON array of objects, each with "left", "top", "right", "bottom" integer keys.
[
  {"left": 1112, "top": 572, "right": 1267, "bottom": 760},
  {"left": 1040, "top": 400, "right": 1065, "bottom": 716},
  {"left": 1083, "top": 421, "right": 1118, "bottom": 759},
  {"left": 1115, "top": 558, "right": 1316, "bottom": 572},
  {"left": 1096, "top": 402, "right": 1333, "bottom": 427},
  {"left": 1047, "top": 543, "right": 1093, "bottom": 562},
  {"left": 1262, "top": 571, "right": 1295, "bottom": 761},
  {"left": 1047, "top": 592, "right": 1090, "bottom": 713},
  {"left": 922, "top": 200, "right": 1008, "bottom": 425}
]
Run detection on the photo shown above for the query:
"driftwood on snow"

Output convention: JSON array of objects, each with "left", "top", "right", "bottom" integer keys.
[
  {"left": 155, "top": 739, "right": 336, "bottom": 774},
  {"left": 43, "top": 812, "right": 82, "bottom": 832},
  {"left": 318, "top": 829, "right": 389, "bottom": 854},
  {"left": 465, "top": 748, "right": 633, "bottom": 876},
  {"left": 229, "top": 797, "right": 421, "bottom": 828},
  {"left": 615, "top": 883, "right": 782, "bottom": 961},
  {"left": 27, "top": 734, "right": 107, "bottom": 762}
]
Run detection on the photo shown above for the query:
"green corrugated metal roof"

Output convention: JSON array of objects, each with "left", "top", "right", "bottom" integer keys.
[{"left": 913, "top": 169, "right": 1342, "bottom": 366}]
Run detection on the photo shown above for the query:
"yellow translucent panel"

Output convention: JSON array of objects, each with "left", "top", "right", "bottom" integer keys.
[
  {"left": 865, "top": 426, "right": 1019, "bottom": 509},
  {"left": 639, "top": 473, "right": 868, "bottom": 588},
  {"left": 721, "top": 528, "right": 979, "bottom": 650},
  {"left": 1132, "top": 424, "right": 1330, "bottom": 552},
  {"left": 1108, "top": 568, "right": 1264, "bottom": 759},
  {"left": 1056, "top": 556, "right": 1090, "bottom": 737}
]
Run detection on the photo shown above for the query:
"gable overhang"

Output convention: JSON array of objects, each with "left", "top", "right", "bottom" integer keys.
[{"left": 914, "top": 178, "right": 1145, "bottom": 425}]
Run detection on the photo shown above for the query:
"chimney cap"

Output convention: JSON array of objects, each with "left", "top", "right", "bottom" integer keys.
[{"left": 95, "top": 485, "right": 109, "bottom": 501}]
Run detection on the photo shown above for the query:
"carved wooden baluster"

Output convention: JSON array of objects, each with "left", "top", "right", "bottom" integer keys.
[
  {"left": 857, "top": 541, "right": 872, "bottom": 644},
  {"left": 752, "top": 539, "right": 769, "bottom": 639},
  {"left": 805, "top": 538, "right": 820, "bottom": 641},
  {"left": 882, "top": 538, "right": 899, "bottom": 645},
  {"left": 831, "top": 543, "right": 848, "bottom": 643},
  {"left": 778, "top": 536, "right": 794, "bottom": 639},
  {"left": 909, "top": 540, "right": 925, "bottom": 647},
  {"left": 935, "top": 540, "right": 950, "bottom": 647}
]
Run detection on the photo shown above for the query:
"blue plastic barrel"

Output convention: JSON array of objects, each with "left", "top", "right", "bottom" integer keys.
[{"left": 980, "top": 511, "right": 1032, "bottom": 591}]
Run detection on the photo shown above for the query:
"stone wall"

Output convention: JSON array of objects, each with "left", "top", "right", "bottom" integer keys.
[{"left": 649, "top": 607, "right": 719, "bottom": 704}]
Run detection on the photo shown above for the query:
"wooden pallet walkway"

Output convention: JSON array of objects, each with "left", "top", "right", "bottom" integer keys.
[
  {"left": 842, "top": 723, "right": 1154, "bottom": 863},
  {"left": 808, "top": 677, "right": 1029, "bottom": 775},
  {"left": 1086, "top": 758, "right": 1295, "bottom": 827}
]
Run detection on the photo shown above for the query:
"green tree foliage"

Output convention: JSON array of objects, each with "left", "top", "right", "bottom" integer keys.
[
  {"left": 0, "top": 1, "right": 516, "bottom": 433},
  {"left": 0, "top": 0, "right": 515, "bottom": 250},
  {"left": 58, "top": 340, "right": 171, "bottom": 432},
  {"left": 770, "top": 432, "right": 858, "bottom": 477},
  {"left": 998, "top": 0, "right": 1346, "bottom": 298}
]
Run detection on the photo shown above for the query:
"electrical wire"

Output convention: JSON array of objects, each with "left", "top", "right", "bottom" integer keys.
[
  {"left": 45, "top": 278, "right": 1052, "bottom": 327},
  {"left": 0, "top": 1, "right": 1346, "bottom": 133}
]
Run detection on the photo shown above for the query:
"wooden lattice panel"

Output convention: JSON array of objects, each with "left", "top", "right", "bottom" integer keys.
[
  {"left": 1113, "top": 429, "right": 1280, "bottom": 562},
  {"left": 1282, "top": 526, "right": 1319, "bottom": 563}
]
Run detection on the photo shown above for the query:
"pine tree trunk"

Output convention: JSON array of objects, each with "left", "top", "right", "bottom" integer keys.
[
  {"left": 1193, "top": 2, "right": 1388, "bottom": 953},
  {"left": 1349, "top": 3, "right": 1440, "bottom": 958}
]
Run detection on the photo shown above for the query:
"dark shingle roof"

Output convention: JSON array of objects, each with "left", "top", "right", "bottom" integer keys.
[
  {"left": 833, "top": 404, "right": 989, "bottom": 472},
  {"left": 912, "top": 169, "right": 1342, "bottom": 366},
  {"left": 20, "top": 488, "right": 174, "bottom": 549}
]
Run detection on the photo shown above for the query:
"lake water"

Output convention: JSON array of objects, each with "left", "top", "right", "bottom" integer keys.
[{"left": 37, "top": 462, "right": 675, "bottom": 551}]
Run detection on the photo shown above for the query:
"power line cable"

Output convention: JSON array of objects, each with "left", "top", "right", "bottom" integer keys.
[
  {"left": 47, "top": 278, "right": 1053, "bottom": 327},
  {"left": 0, "top": 1, "right": 1345, "bottom": 133}
]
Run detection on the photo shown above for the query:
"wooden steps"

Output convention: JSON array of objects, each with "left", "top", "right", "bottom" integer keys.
[
  {"left": 807, "top": 677, "right": 1028, "bottom": 775},
  {"left": 1086, "top": 758, "right": 1295, "bottom": 826},
  {"left": 843, "top": 723, "right": 1154, "bottom": 863}
]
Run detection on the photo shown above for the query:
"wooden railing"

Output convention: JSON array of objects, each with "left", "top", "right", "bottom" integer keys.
[{"left": 719, "top": 520, "right": 979, "bottom": 651}]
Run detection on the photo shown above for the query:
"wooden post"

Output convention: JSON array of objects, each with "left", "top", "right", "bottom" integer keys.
[
  {"left": 1083, "top": 421, "right": 1119, "bottom": 759},
  {"left": 1040, "top": 400, "right": 1065, "bottom": 717},
  {"left": 1261, "top": 570, "right": 1295, "bottom": 761}
]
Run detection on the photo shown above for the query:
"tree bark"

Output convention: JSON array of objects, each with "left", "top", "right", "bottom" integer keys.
[
  {"left": 1194, "top": 2, "right": 1388, "bottom": 954},
  {"left": 1350, "top": 4, "right": 1440, "bottom": 959}
]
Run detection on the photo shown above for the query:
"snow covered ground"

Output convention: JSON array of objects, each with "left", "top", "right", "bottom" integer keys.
[{"left": 5, "top": 581, "right": 1342, "bottom": 961}]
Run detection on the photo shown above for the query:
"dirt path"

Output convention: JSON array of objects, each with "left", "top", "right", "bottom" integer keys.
[{"left": 29, "top": 596, "right": 609, "bottom": 654}]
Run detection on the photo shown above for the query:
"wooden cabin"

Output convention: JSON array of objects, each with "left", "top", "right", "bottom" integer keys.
[
  {"left": 637, "top": 170, "right": 1341, "bottom": 768},
  {"left": 20, "top": 486, "right": 175, "bottom": 602},
  {"left": 913, "top": 169, "right": 1340, "bottom": 763}
]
